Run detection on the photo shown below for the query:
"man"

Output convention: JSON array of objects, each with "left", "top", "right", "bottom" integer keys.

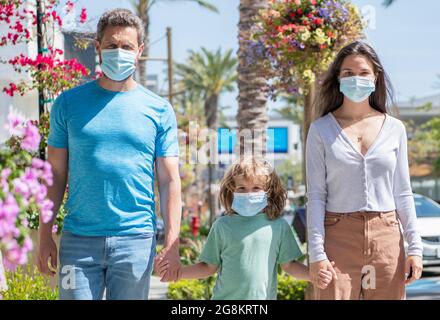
[{"left": 37, "top": 8, "right": 182, "bottom": 300}]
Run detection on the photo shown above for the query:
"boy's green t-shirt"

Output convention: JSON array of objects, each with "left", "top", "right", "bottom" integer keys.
[{"left": 199, "top": 212, "right": 303, "bottom": 300}]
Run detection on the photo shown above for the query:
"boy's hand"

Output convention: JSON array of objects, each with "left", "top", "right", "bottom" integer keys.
[
  {"left": 316, "top": 269, "right": 333, "bottom": 289},
  {"left": 153, "top": 253, "right": 167, "bottom": 276},
  {"left": 316, "top": 261, "right": 336, "bottom": 289}
]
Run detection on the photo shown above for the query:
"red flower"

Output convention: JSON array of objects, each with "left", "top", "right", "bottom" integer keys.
[
  {"left": 80, "top": 8, "right": 87, "bottom": 23},
  {"left": 313, "top": 18, "right": 323, "bottom": 25},
  {"left": 3, "top": 83, "right": 18, "bottom": 97},
  {"left": 310, "top": 0, "right": 317, "bottom": 5},
  {"left": 296, "top": 8, "right": 303, "bottom": 15}
]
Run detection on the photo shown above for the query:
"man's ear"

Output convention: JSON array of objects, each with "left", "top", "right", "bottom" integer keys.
[
  {"left": 95, "top": 40, "right": 102, "bottom": 64},
  {"left": 138, "top": 43, "right": 145, "bottom": 58}
]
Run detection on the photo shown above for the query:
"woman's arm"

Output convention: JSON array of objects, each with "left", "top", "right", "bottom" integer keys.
[
  {"left": 392, "top": 124, "right": 423, "bottom": 257},
  {"left": 306, "top": 123, "right": 328, "bottom": 263},
  {"left": 392, "top": 123, "right": 423, "bottom": 284},
  {"left": 178, "top": 262, "right": 218, "bottom": 280}
]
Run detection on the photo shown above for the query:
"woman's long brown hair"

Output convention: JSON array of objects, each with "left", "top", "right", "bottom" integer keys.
[{"left": 314, "top": 41, "right": 395, "bottom": 118}]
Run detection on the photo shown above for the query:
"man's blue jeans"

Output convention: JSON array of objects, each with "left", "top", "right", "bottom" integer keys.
[{"left": 58, "top": 231, "right": 156, "bottom": 300}]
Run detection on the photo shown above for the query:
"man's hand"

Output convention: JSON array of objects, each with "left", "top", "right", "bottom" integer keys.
[
  {"left": 37, "top": 146, "right": 67, "bottom": 277},
  {"left": 155, "top": 243, "right": 181, "bottom": 282},
  {"left": 156, "top": 156, "right": 182, "bottom": 283},
  {"left": 37, "top": 232, "right": 58, "bottom": 276}
]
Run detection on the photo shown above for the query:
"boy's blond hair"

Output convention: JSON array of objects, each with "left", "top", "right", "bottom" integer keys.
[{"left": 219, "top": 157, "right": 287, "bottom": 220}]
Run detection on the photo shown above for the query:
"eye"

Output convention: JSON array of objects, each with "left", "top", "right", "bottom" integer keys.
[{"left": 122, "top": 45, "right": 133, "bottom": 50}]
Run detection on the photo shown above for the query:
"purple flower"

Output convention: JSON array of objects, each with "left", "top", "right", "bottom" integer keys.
[
  {"left": 7, "top": 112, "right": 25, "bottom": 136},
  {"left": 39, "top": 199, "right": 54, "bottom": 224},
  {"left": 21, "top": 123, "right": 41, "bottom": 152},
  {"left": 12, "top": 178, "right": 30, "bottom": 198}
]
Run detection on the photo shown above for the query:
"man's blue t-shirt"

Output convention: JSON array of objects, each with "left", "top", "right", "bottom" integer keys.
[{"left": 47, "top": 80, "right": 179, "bottom": 236}]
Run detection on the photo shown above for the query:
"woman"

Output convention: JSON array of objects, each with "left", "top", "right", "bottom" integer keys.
[{"left": 306, "top": 41, "right": 423, "bottom": 300}]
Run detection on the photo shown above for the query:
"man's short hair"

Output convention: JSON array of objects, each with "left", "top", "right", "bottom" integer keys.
[{"left": 97, "top": 8, "right": 145, "bottom": 45}]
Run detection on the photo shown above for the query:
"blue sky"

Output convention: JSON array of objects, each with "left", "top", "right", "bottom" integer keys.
[{"left": 69, "top": 0, "right": 440, "bottom": 114}]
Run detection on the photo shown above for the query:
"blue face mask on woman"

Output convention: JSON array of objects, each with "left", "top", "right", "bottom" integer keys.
[
  {"left": 339, "top": 76, "right": 375, "bottom": 103},
  {"left": 231, "top": 192, "right": 268, "bottom": 217},
  {"left": 100, "top": 48, "right": 137, "bottom": 81}
]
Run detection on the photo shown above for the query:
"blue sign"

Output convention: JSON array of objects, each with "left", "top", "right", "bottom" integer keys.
[{"left": 218, "top": 127, "right": 288, "bottom": 154}]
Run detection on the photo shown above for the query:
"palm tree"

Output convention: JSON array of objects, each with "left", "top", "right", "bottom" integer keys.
[
  {"left": 129, "top": 0, "right": 218, "bottom": 87},
  {"left": 176, "top": 47, "right": 237, "bottom": 226},
  {"left": 236, "top": 0, "right": 268, "bottom": 159}
]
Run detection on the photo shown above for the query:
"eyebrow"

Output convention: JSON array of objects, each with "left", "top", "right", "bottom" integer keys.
[
  {"left": 341, "top": 67, "right": 372, "bottom": 72},
  {"left": 102, "top": 39, "right": 135, "bottom": 47}
]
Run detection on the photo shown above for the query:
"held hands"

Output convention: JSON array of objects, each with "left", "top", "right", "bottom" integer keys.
[
  {"left": 310, "top": 259, "right": 338, "bottom": 290},
  {"left": 153, "top": 243, "right": 181, "bottom": 282}
]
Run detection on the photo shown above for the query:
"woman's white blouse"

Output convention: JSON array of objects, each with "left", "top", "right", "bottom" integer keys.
[{"left": 306, "top": 112, "right": 423, "bottom": 263}]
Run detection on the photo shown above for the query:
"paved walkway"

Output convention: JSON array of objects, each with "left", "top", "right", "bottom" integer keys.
[{"left": 148, "top": 275, "right": 169, "bottom": 300}]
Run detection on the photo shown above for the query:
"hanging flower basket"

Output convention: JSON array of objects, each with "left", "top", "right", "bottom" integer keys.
[{"left": 249, "top": 0, "right": 365, "bottom": 98}]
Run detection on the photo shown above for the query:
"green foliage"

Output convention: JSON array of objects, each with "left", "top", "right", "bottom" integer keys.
[
  {"left": 26, "top": 200, "right": 66, "bottom": 234},
  {"left": 168, "top": 279, "right": 209, "bottom": 300},
  {"left": 1, "top": 265, "right": 58, "bottom": 300},
  {"left": 277, "top": 272, "right": 308, "bottom": 300}
]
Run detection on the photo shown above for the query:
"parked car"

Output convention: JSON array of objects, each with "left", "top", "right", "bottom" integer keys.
[
  {"left": 291, "top": 193, "right": 440, "bottom": 267},
  {"left": 411, "top": 193, "right": 440, "bottom": 266}
]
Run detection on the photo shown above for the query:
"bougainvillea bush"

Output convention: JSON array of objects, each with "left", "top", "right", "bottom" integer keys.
[
  {"left": 0, "top": 1, "right": 89, "bottom": 278},
  {"left": 0, "top": 112, "right": 54, "bottom": 271},
  {"left": 248, "top": 0, "right": 364, "bottom": 98}
]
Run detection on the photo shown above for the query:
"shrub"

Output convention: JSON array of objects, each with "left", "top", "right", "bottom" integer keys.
[
  {"left": 1, "top": 265, "right": 58, "bottom": 300},
  {"left": 277, "top": 272, "right": 308, "bottom": 300},
  {"left": 168, "top": 279, "right": 210, "bottom": 300}
]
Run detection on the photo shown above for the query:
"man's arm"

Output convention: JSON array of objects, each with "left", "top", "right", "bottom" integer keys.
[
  {"left": 156, "top": 156, "right": 182, "bottom": 281},
  {"left": 37, "top": 146, "right": 68, "bottom": 276}
]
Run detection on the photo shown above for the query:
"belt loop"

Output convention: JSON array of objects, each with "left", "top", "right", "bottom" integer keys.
[{"left": 379, "top": 212, "right": 383, "bottom": 218}]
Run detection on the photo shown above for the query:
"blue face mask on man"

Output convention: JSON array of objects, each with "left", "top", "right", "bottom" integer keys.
[
  {"left": 100, "top": 48, "right": 137, "bottom": 82},
  {"left": 231, "top": 192, "right": 268, "bottom": 217},
  {"left": 339, "top": 76, "right": 376, "bottom": 103}
]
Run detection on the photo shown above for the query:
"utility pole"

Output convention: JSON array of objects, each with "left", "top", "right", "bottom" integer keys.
[
  {"left": 166, "top": 27, "right": 173, "bottom": 105},
  {"left": 36, "top": 0, "right": 45, "bottom": 160}
]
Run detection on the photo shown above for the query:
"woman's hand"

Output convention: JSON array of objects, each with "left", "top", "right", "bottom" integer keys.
[
  {"left": 405, "top": 255, "right": 423, "bottom": 285},
  {"left": 310, "top": 259, "right": 338, "bottom": 288}
]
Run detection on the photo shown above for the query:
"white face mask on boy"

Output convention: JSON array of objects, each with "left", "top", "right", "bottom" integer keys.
[{"left": 231, "top": 192, "right": 268, "bottom": 217}]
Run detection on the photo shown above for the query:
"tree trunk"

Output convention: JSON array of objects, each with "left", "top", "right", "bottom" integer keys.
[
  {"left": 136, "top": 1, "right": 150, "bottom": 87},
  {"left": 236, "top": 0, "right": 268, "bottom": 159},
  {"left": 303, "top": 82, "right": 316, "bottom": 301},
  {"left": 302, "top": 83, "right": 316, "bottom": 185},
  {"left": 205, "top": 94, "right": 219, "bottom": 226}
]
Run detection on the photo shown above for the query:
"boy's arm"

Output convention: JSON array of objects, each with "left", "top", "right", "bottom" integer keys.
[
  {"left": 178, "top": 262, "right": 218, "bottom": 280},
  {"left": 281, "top": 261, "right": 310, "bottom": 281}
]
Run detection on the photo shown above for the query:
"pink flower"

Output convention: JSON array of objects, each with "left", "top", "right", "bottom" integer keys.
[
  {"left": 1, "top": 168, "right": 11, "bottom": 193},
  {"left": 39, "top": 199, "right": 54, "bottom": 224},
  {"left": 65, "top": 1, "right": 74, "bottom": 13},
  {"left": 21, "top": 122, "right": 41, "bottom": 152},
  {"left": 52, "top": 224, "right": 58, "bottom": 234},
  {"left": 7, "top": 112, "right": 24, "bottom": 135},
  {"left": 80, "top": 8, "right": 87, "bottom": 23},
  {"left": 12, "top": 178, "right": 30, "bottom": 198}
]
